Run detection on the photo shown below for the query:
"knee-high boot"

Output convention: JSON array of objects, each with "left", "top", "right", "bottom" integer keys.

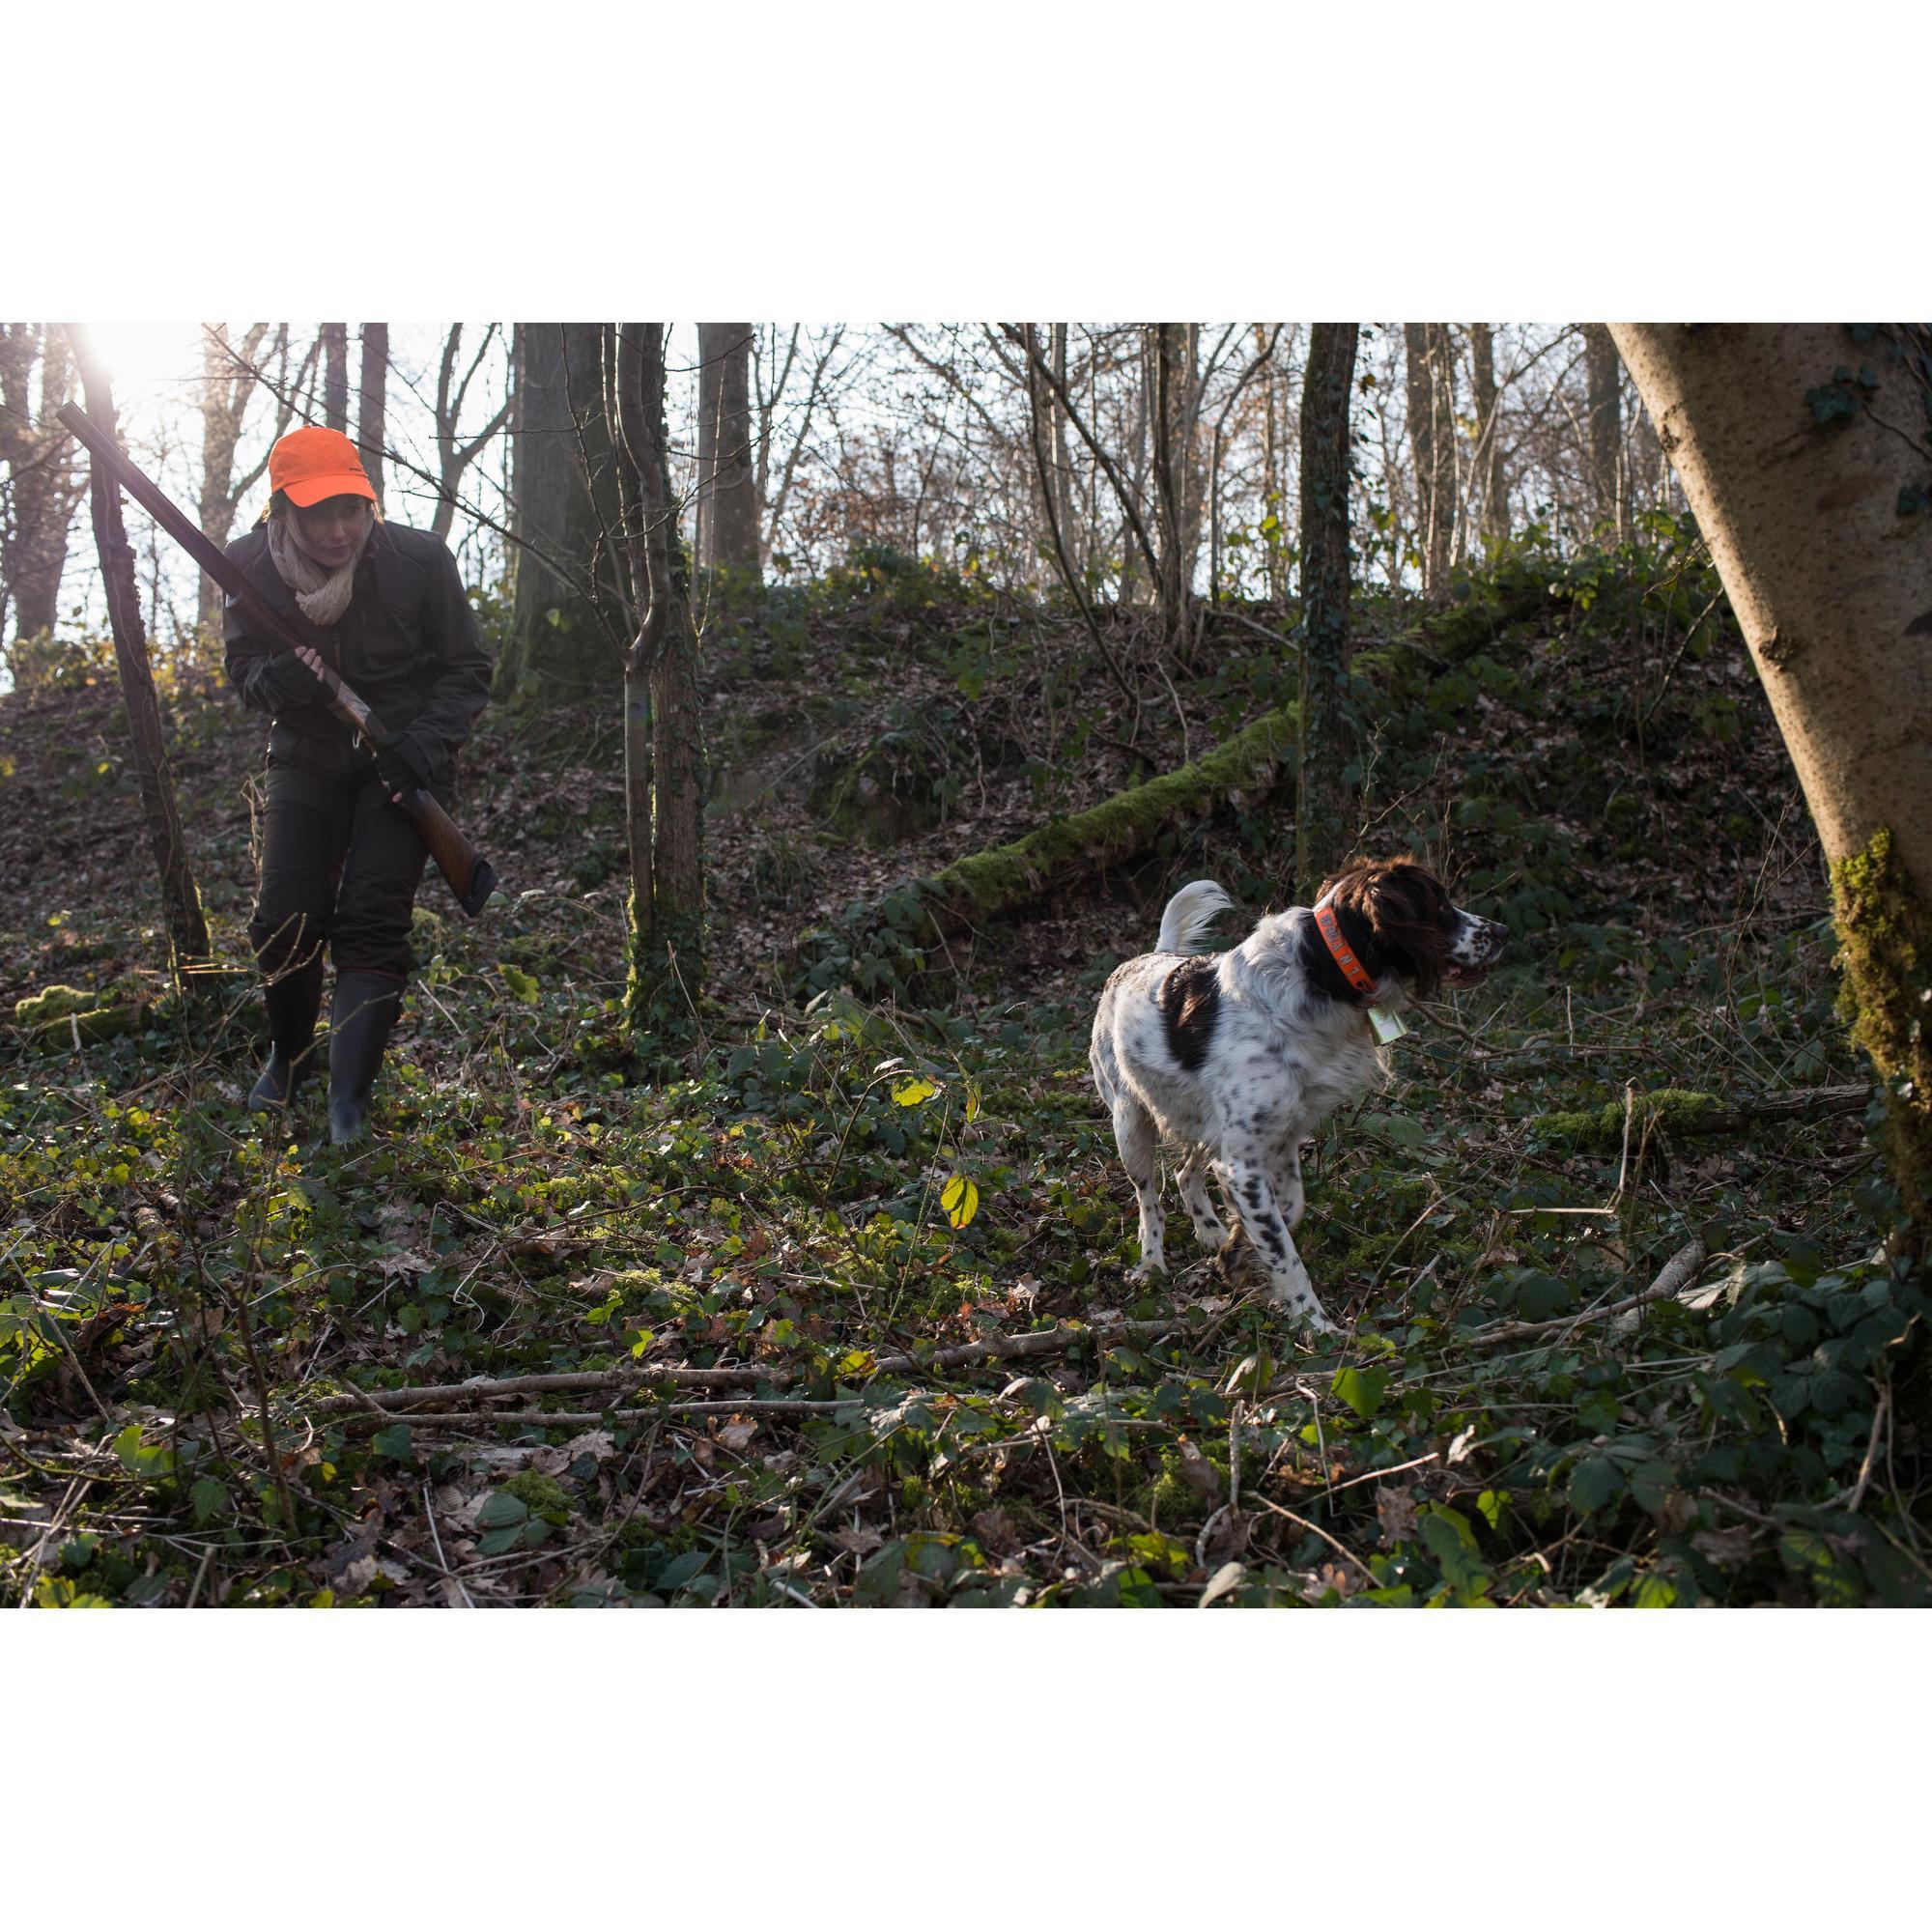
[
  {"left": 327, "top": 971, "right": 403, "bottom": 1147},
  {"left": 248, "top": 953, "right": 325, "bottom": 1113}
]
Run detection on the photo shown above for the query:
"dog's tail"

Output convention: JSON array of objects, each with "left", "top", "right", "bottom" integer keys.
[{"left": 1157, "top": 879, "right": 1236, "bottom": 954}]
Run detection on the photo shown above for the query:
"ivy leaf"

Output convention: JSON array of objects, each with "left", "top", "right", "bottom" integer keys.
[
  {"left": 499, "top": 964, "right": 540, "bottom": 1005},
  {"left": 475, "top": 1491, "right": 528, "bottom": 1530},
  {"left": 1332, "top": 1363, "right": 1388, "bottom": 1420}
]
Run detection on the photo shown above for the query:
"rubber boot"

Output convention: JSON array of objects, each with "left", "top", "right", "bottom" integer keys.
[
  {"left": 327, "top": 971, "right": 403, "bottom": 1147},
  {"left": 248, "top": 954, "right": 325, "bottom": 1114}
]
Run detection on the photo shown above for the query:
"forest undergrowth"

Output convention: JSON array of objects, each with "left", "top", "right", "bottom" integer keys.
[{"left": 2, "top": 521, "right": 1925, "bottom": 1607}]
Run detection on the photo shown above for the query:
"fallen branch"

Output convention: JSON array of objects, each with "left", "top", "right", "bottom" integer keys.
[
  {"left": 303, "top": 1313, "right": 1206, "bottom": 1419},
  {"left": 1533, "top": 1086, "right": 1867, "bottom": 1152},
  {"left": 1463, "top": 1236, "right": 1708, "bottom": 1350}
]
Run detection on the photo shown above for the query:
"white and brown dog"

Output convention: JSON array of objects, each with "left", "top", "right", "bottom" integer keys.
[{"left": 1090, "top": 858, "right": 1506, "bottom": 1332}]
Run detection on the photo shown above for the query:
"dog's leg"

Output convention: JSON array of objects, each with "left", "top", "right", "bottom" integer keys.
[
  {"left": 1270, "top": 1139, "right": 1307, "bottom": 1234},
  {"left": 1215, "top": 1151, "right": 1335, "bottom": 1332},
  {"left": 1176, "top": 1147, "right": 1233, "bottom": 1255},
  {"left": 1112, "top": 1095, "right": 1167, "bottom": 1281}
]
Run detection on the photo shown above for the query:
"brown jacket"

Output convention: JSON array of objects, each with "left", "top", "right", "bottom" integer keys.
[{"left": 222, "top": 520, "right": 493, "bottom": 783}]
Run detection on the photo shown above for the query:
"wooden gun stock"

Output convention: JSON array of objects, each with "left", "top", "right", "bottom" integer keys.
[{"left": 55, "top": 401, "right": 498, "bottom": 920}]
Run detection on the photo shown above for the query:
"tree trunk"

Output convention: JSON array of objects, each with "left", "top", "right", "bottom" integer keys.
[
  {"left": 1404, "top": 323, "right": 1456, "bottom": 595},
  {"left": 357, "top": 322, "right": 388, "bottom": 507},
  {"left": 321, "top": 324, "right": 349, "bottom": 431},
  {"left": 69, "top": 328, "right": 211, "bottom": 968},
  {"left": 609, "top": 324, "right": 707, "bottom": 1035},
  {"left": 430, "top": 324, "right": 511, "bottom": 545},
  {"left": 196, "top": 324, "right": 290, "bottom": 632},
  {"left": 0, "top": 324, "right": 81, "bottom": 649},
  {"left": 695, "top": 324, "right": 761, "bottom": 582},
  {"left": 1295, "top": 323, "right": 1360, "bottom": 903},
  {"left": 1150, "top": 322, "right": 1198, "bottom": 649},
  {"left": 502, "top": 322, "right": 627, "bottom": 696},
  {"left": 1469, "top": 322, "right": 1507, "bottom": 546},
  {"left": 1610, "top": 322, "right": 1932, "bottom": 1248},
  {"left": 1585, "top": 323, "right": 1623, "bottom": 537}
]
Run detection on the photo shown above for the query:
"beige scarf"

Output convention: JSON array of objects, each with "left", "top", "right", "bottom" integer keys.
[{"left": 267, "top": 504, "right": 375, "bottom": 627}]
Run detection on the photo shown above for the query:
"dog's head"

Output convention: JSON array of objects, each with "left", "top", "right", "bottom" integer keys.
[{"left": 1315, "top": 858, "right": 1507, "bottom": 1000}]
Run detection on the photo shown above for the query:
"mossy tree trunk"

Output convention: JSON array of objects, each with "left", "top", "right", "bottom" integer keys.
[
  {"left": 609, "top": 324, "right": 707, "bottom": 1036},
  {"left": 1611, "top": 323, "right": 1932, "bottom": 1251},
  {"left": 695, "top": 324, "right": 762, "bottom": 583},
  {"left": 1295, "top": 322, "right": 1360, "bottom": 903}
]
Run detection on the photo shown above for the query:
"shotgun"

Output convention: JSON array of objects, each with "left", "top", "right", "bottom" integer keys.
[{"left": 55, "top": 401, "right": 498, "bottom": 920}]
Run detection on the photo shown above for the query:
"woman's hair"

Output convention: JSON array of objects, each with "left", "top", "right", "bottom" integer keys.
[{"left": 261, "top": 488, "right": 384, "bottom": 526}]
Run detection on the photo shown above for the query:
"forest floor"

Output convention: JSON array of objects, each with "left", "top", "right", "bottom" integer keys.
[{"left": 3, "top": 528, "right": 1925, "bottom": 1607}]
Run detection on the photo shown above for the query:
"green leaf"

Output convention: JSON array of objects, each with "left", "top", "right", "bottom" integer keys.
[
  {"left": 1331, "top": 1364, "right": 1389, "bottom": 1420},
  {"left": 498, "top": 964, "right": 540, "bottom": 1005},
  {"left": 891, "top": 1076, "right": 938, "bottom": 1106},
  {"left": 371, "top": 1422, "right": 414, "bottom": 1463},
  {"left": 940, "top": 1175, "right": 979, "bottom": 1229},
  {"left": 190, "top": 1477, "right": 229, "bottom": 1525},
  {"left": 1419, "top": 1507, "right": 1489, "bottom": 1595},
  {"left": 1569, "top": 1455, "right": 1624, "bottom": 1516},
  {"left": 475, "top": 1491, "right": 528, "bottom": 1530}
]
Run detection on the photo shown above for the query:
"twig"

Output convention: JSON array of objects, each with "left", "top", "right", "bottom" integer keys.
[
  {"left": 1247, "top": 1494, "right": 1378, "bottom": 1586},
  {"left": 1462, "top": 1236, "right": 1707, "bottom": 1350}
]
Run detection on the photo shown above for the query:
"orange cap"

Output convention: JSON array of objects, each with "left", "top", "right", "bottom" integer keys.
[{"left": 270, "top": 425, "right": 376, "bottom": 509}]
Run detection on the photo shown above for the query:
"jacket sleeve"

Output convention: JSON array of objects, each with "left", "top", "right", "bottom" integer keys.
[
  {"left": 222, "top": 539, "right": 279, "bottom": 715},
  {"left": 403, "top": 539, "right": 495, "bottom": 773}
]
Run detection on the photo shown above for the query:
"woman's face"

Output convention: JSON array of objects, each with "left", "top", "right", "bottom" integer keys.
[{"left": 290, "top": 494, "right": 370, "bottom": 568}]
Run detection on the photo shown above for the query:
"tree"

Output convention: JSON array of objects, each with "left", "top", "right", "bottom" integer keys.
[
  {"left": 195, "top": 324, "right": 299, "bottom": 632},
  {"left": 1295, "top": 322, "right": 1361, "bottom": 903},
  {"left": 357, "top": 322, "right": 388, "bottom": 506},
  {"left": 501, "top": 322, "right": 627, "bottom": 696},
  {"left": 1404, "top": 322, "right": 1458, "bottom": 595},
  {"left": 320, "top": 323, "right": 349, "bottom": 431},
  {"left": 0, "top": 323, "right": 84, "bottom": 653},
  {"left": 428, "top": 324, "right": 512, "bottom": 544},
  {"left": 1468, "top": 322, "right": 1507, "bottom": 546},
  {"left": 1584, "top": 323, "right": 1622, "bottom": 535},
  {"left": 608, "top": 323, "right": 707, "bottom": 1035},
  {"left": 1610, "top": 323, "right": 1932, "bottom": 1250},
  {"left": 68, "top": 327, "right": 211, "bottom": 968},
  {"left": 695, "top": 324, "right": 762, "bottom": 582}
]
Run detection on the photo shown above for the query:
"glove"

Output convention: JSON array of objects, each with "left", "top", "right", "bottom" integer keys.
[
  {"left": 374, "top": 735, "right": 435, "bottom": 794},
  {"left": 249, "top": 653, "right": 323, "bottom": 712}
]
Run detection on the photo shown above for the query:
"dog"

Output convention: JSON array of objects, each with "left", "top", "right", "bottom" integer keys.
[{"left": 1090, "top": 858, "right": 1507, "bottom": 1332}]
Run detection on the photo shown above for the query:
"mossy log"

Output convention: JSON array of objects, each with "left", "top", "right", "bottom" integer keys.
[
  {"left": 1534, "top": 1084, "right": 1868, "bottom": 1152},
  {"left": 910, "top": 702, "right": 1297, "bottom": 933},
  {"left": 14, "top": 983, "right": 146, "bottom": 1048}
]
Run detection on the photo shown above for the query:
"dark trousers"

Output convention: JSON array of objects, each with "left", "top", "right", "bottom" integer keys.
[{"left": 248, "top": 761, "right": 436, "bottom": 981}]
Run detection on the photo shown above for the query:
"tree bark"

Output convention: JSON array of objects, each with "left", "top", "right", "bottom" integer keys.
[
  {"left": 321, "top": 324, "right": 349, "bottom": 431},
  {"left": 357, "top": 322, "right": 388, "bottom": 507},
  {"left": 195, "top": 323, "right": 285, "bottom": 632},
  {"left": 609, "top": 323, "right": 707, "bottom": 1032},
  {"left": 1295, "top": 323, "right": 1360, "bottom": 903},
  {"left": 430, "top": 324, "right": 511, "bottom": 545},
  {"left": 1404, "top": 323, "right": 1457, "bottom": 594},
  {"left": 1610, "top": 322, "right": 1932, "bottom": 1246},
  {"left": 0, "top": 324, "right": 82, "bottom": 648},
  {"left": 695, "top": 324, "right": 761, "bottom": 582},
  {"left": 1469, "top": 323, "right": 1507, "bottom": 546},
  {"left": 1585, "top": 323, "right": 1623, "bottom": 536},
  {"left": 502, "top": 322, "right": 627, "bottom": 696},
  {"left": 68, "top": 327, "right": 211, "bottom": 968}
]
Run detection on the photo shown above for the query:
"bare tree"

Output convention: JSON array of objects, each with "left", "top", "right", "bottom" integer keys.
[
  {"left": 430, "top": 324, "right": 513, "bottom": 543},
  {"left": 0, "top": 324, "right": 84, "bottom": 652},
  {"left": 1467, "top": 323, "right": 1507, "bottom": 546},
  {"left": 1295, "top": 323, "right": 1361, "bottom": 902},
  {"left": 357, "top": 322, "right": 388, "bottom": 506},
  {"left": 695, "top": 324, "right": 761, "bottom": 582},
  {"left": 1404, "top": 323, "right": 1459, "bottom": 594},
  {"left": 608, "top": 322, "right": 707, "bottom": 1031},
  {"left": 195, "top": 324, "right": 298, "bottom": 631},
  {"left": 321, "top": 324, "right": 349, "bottom": 431},
  {"left": 1585, "top": 323, "right": 1623, "bottom": 535},
  {"left": 68, "top": 326, "right": 211, "bottom": 967}
]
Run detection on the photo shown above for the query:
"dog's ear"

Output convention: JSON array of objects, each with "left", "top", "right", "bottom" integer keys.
[{"left": 1336, "top": 859, "right": 1453, "bottom": 997}]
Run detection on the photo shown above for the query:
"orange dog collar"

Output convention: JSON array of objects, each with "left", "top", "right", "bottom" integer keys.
[{"left": 1313, "top": 893, "right": 1378, "bottom": 999}]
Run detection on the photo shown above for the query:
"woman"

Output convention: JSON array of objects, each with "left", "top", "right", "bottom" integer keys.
[{"left": 225, "top": 424, "right": 493, "bottom": 1145}]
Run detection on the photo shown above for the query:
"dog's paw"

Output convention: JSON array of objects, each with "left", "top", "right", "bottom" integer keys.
[{"left": 1124, "top": 1257, "right": 1167, "bottom": 1285}]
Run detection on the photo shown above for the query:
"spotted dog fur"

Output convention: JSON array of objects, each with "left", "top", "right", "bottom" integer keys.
[{"left": 1090, "top": 859, "right": 1507, "bottom": 1332}]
